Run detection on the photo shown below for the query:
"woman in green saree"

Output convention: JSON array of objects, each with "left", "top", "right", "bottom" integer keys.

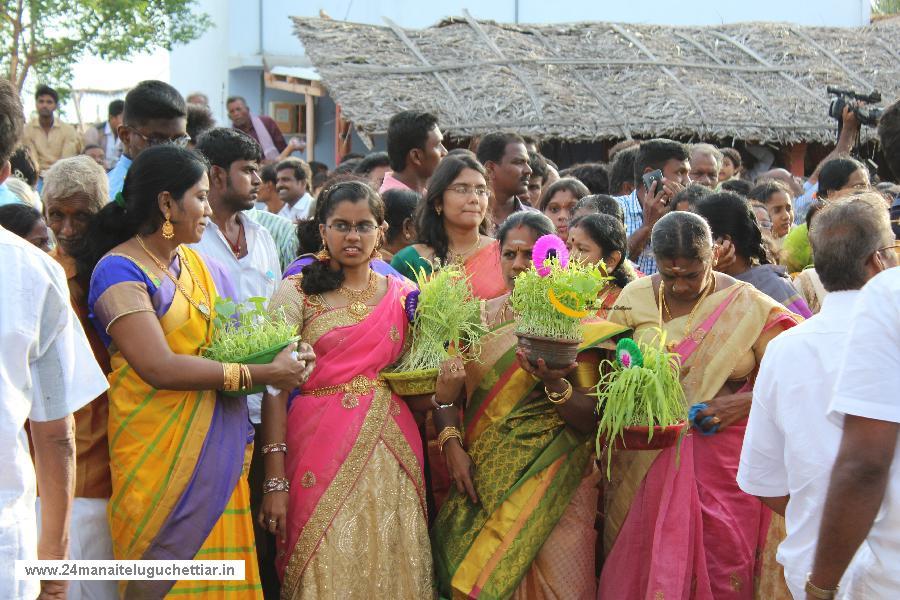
[{"left": 431, "top": 211, "right": 628, "bottom": 599}]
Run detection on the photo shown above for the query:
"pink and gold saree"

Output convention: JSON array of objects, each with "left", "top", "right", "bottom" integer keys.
[
  {"left": 269, "top": 275, "right": 432, "bottom": 600},
  {"left": 599, "top": 277, "right": 797, "bottom": 600}
]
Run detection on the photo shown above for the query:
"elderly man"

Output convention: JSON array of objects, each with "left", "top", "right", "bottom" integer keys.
[
  {"left": 737, "top": 193, "right": 896, "bottom": 599},
  {"left": 226, "top": 96, "right": 286, "bottom": 162},
  {"left": 688, "top": 143, "right": 722, "bottom": 189},
  {"left": 42, "top": 155, "right": 118, "bottom": 600},
  {"left": 804, "top": 99, "right": 900, "bottom": 600}
]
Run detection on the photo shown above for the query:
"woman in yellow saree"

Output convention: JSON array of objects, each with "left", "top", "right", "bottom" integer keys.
[
  {"left": 431, "top": 212, "right": 629, "bottom": 599},
  {"left": 84, "top": 146, "right": 312, "bottom": 598},
  {"left": 599, "top": 211, "right": 797, "bottom": 599}
]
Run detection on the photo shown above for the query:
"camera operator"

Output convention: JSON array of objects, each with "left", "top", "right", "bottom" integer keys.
[{"left": 791, "top": 106, "right": 862, "bottom": 225}]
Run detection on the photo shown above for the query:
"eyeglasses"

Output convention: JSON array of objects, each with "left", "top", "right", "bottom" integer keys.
[
  {"left": 327, "top": 222, "right": 379, "bottom": 235},
  {"left": 128, "top": 127, "right": 192, "bottom": 148},
  {"left": 447, "top": 184, "right": 489, "bottom": 198},
  {"left": 877, "top": 242, "right": 900, "bottom": 258}
]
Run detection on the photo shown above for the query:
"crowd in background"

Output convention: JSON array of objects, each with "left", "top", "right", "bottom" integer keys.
[{"left": 2, "top": 75, "right": 900, "bottom": 600}]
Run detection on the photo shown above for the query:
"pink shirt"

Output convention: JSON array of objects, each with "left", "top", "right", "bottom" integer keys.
[{"left": 379, "top": 172, "right": 414, "bottom": 194}]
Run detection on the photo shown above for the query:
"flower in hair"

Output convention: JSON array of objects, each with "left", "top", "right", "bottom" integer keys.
[{"left": 532, "top": 234, "right": 569, "bottom": 277}]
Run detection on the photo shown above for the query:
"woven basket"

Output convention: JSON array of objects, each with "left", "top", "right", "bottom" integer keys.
[{"left": 381, "top": 368, "right": 439, "bottom": 397}]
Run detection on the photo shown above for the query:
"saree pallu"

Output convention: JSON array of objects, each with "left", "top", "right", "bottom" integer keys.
[
  {"left": 599, "top": 280, "right": 797, "bottom": 600},
  {"left": 391, "top": 241, "right": 507, "bottom": 300},
  {"left": 101, "top": 247, "right": 261, "bottom": 598},
  {"left": 433, "top": 316, "right": 628, "bottom": 600},
  {"left": 275, "top": 276, "right": 432, "bottom": 600}
]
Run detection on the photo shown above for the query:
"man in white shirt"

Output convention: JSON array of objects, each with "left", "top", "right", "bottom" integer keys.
[
  {"left": 275, "top": 157, "right": 314, "bottom": 222},
  {"left": 805, "top": 256, "right": 900, "bottom": 594},
  {"left": 0, "top": 76, "right": 110, "bottom": 600},
  {"left": 737, "top": 194, "right": 896, "bottom": 599},
  {"left": 191, "top": 126, "right": 282, "bottom": 597}
]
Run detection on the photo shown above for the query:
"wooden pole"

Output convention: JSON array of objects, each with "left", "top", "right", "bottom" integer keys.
[
  {"left": 305, "top": 93, "right": 315, "bottom": 163},
  {"left": 785, "top": 143, "right": 807, "bottom": 177}
]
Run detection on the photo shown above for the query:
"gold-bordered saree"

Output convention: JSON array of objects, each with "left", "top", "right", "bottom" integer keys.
[{"left": 432, "top": 297, "right": 628, "bottom": 600}]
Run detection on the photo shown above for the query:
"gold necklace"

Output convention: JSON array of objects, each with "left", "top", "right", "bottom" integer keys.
[
  {"left": 337, "top": 270, "right": 378, "bottom": 322},
  {"left": 447, "top": 234, "right": 482, "bottom": 264},
  {"left": 137, "top": 236, "right": 212, "bottom": 320},
  {"left": 658, "top": 273, "right": 714, "bottom": 338}
]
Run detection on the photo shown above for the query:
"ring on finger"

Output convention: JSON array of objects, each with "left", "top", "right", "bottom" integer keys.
[{"left": 449, "top": 363, "right": 460, "bottom": 373}]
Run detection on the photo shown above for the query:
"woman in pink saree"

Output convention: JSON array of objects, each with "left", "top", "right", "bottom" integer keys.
[
  {"left": 259, "top": 181, "right": 433, "bottom": 599},
  {"left": 600, "top": 212, "right": 797, "bottom": 599}
]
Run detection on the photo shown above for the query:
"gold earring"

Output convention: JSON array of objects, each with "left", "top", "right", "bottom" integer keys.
[
  {"left": 161, "top": 211, "right": 175, "bottom": 239},
  {"left": 315, "top": 242, "right": 330, "bottom": 262},
  {"left": 435, "top": 205, "right": 442, "bottom": 215}
]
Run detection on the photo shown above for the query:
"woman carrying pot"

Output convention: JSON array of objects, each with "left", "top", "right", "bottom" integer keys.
[
  {"left": 260, "top": 181, "right": 439, "bottom": 599},
  {"left": 82, "top": 145, "right": 313, "bottom": 598},
  {"left": 431, "top": 211, "right": 629, "bottom": 600},
  {"left": 599, "top": 211, "right": 798, "bottom": 600}
]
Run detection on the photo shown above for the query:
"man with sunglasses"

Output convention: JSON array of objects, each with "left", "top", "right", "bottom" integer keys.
[{"left": 107, "top": 80, "right": 188, "bottom": 200}]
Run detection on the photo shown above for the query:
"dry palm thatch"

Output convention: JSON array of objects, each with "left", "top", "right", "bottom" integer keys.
[{"left": 291, "top": 14, "right": 900, "bottom": 146}]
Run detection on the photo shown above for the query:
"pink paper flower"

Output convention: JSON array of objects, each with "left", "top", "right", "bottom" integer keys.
[{"left": 532, "top": 234, "right": 569, "bottom": 277}]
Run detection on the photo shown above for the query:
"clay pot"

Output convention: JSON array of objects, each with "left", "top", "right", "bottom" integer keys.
[
  {"left": 515, "top": 332, "right": 580, "bottom": 370},
  {"left": 613, "top": 421, "right": 687, "bottom": 450}
]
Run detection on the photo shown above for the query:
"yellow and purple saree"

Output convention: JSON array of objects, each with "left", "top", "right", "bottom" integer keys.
[{"left": 89, "top": 246, "right": 261, "bottom": 598}]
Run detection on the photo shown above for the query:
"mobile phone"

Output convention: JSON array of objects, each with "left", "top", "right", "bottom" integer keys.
[{"left": 642, "top": 169, "right": 664, "bottom": 196}]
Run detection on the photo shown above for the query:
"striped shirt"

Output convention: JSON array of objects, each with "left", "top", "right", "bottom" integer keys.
[
  {"left": 615, "top": 190, "right": 657, "bottom": 275},
  {"left": 244, "top": 209, "right": 298, "bottom": 273}
]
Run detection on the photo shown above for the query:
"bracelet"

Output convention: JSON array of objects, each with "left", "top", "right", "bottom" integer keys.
[
  {"left": 222, "top": 363, "right": 241, "bottom": 392},
  {"left": 263, "top": 477, "right": 290, "bottom": 494},
  {"left": 261, "top": 443, "right": 287, "bottom": 455},
  {"left": 240, "top": 364, "right": 253, "bottom": 390},
  {"left": 431, "top": 396, "right": 457, "bottom": 410},
  {"left": 437, "top": 426, "right": 463, "bottom": 453},
  {"left": 805, "top": 575, "right": 838, "bottom": 600},
  {"left": 545, "top": 378, "right": 573, "bottom": 405}
]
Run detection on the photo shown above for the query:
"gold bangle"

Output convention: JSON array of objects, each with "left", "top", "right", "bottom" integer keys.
[
  {"left": 805, "top": 575, "right": 838, "bottom": 600},
  {"left": 263, "top": 477, "right": 290, "bottom": 494},
  {"left": 437, "top": 426, "right": 463, "bottom": 453},
  {"left": 261, "top": 442, "right": 287, "bottom": 455},
  {"left": 240, "top": 364, "right": 253, "bottom": 390},
  {"left": 545, "top": 378, "right": 573, "bottom": 405},
  {"left": 222, "top": 363, "right": 241, "bottom": 392}
]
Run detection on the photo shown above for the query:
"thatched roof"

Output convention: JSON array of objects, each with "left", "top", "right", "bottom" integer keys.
[{"left": 291, "top": 14, "right": 900, "bottom": 146}]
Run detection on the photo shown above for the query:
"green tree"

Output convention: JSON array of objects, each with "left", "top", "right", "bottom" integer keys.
[
  {"left": 873, "top": 0, "right": 900, "bottom": 14},
  {"left": 1, "top": 0, "right": 211, "bottom": 91}
]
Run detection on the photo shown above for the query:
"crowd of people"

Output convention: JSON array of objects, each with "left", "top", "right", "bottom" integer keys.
[{"left": 2, "top": 73, "right": 900, "bottom": 600}]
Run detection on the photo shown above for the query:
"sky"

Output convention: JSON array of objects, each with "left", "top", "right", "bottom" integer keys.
[{"left": 55, "top": 51, "right": 170, "bottom": 126}]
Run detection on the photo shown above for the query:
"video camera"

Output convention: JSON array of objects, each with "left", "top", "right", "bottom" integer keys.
[{"left": 827, "top": 86, "right": 883, "bottom": 127}]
